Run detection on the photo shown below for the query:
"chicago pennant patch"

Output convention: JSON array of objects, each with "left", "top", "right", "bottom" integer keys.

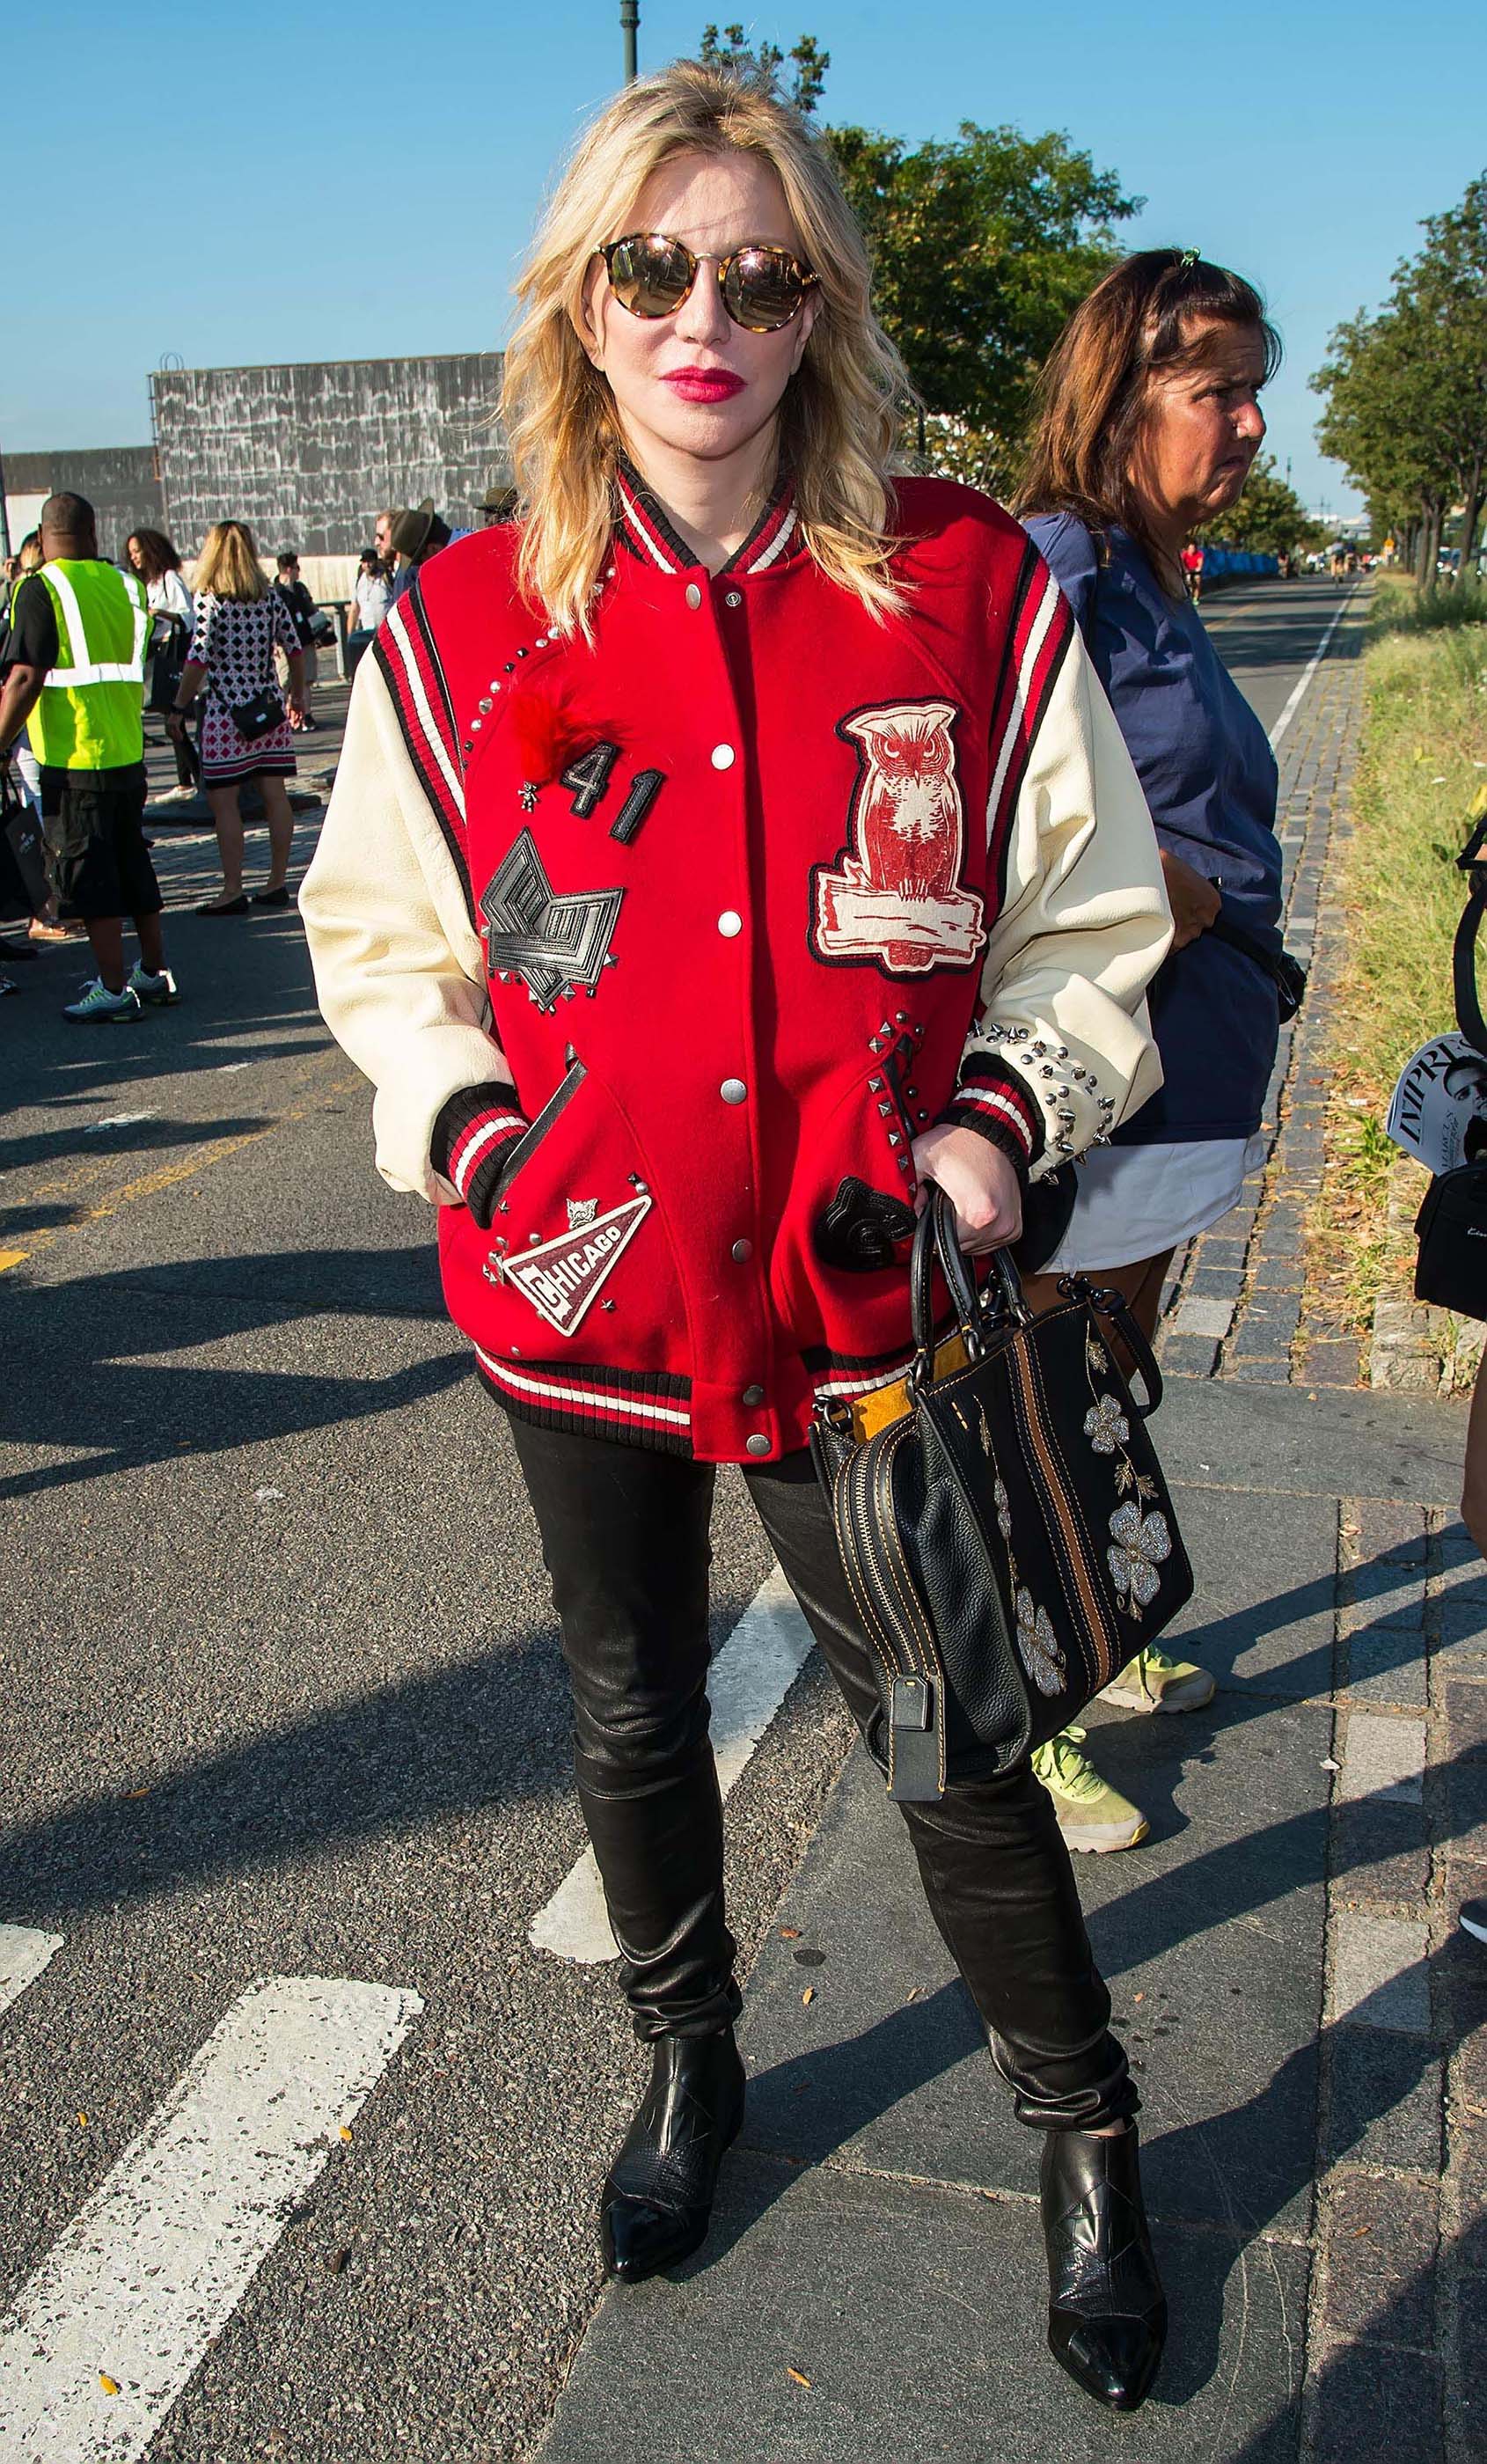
[{"left": 496, "top": 1193, "right": 650, "bottom": 1337}]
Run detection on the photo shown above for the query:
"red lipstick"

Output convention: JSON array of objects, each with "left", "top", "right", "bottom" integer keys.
[{"left": 663, "top": 368, "right": 746, "bottom": 402}]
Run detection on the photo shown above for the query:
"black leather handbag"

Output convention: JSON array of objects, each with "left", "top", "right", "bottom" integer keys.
[
  {"left": 228, "top": 684, "right": 285, "bottom": 741},
  {"left": 810, "top": 1186, "right": 1194, "bottom": 1803},
  {"left": 1414, "top": 811, "right": 1487, "bottom": 1321}
]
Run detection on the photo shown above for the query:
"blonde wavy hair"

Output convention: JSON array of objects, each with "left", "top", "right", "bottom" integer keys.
[
  {"left": 502, "top": 60, "right": 912, "bottom": 635},
  {"left": 192, "top": 520, "right": 268, "bottom": 603}
]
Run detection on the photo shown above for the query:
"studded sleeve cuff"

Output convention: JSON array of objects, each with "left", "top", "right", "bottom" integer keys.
[
  {"left": 431, "top": 1082, "right": 530, "bottom": 1225},
  {"left": 936, "top": 1055, "right": 1043, "bottom": 1181}
]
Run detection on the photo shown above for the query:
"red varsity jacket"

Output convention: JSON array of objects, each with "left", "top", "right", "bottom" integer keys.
[{"left": 301, "top": 473, "right": 1169, "bottom": 1462}]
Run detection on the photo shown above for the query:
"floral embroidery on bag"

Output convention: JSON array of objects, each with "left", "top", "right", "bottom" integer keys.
[
  {"left": 1015, "top": 1586, "right": 1066, "bottom": 1694},
  {"left": 1107, "top": 1502, "right": 1172, "bottom": 1614},
  {"left": 993, "top": 1474, "right": 1013, "bottom": 1542},
  {"left": 1083, "top": 1392, "right": 1130, "bottom": 1456}
]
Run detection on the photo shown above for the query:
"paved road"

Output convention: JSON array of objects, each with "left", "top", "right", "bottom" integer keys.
[{"left": 0, "top": 577, "right": 1364, "bottom": 2463}]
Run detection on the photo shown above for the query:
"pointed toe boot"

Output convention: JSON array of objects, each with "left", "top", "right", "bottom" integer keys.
[
  {"left": 1040, "top": 2123, "right": 1166, "bottom": 2412},
  {"left": 600, "top": 2028, "right": 745, "bottom": 2284}
]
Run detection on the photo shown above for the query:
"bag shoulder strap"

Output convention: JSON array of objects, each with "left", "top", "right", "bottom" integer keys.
[{"left": 1454, "top": 809, "right": 1487, "bottom": 1059}]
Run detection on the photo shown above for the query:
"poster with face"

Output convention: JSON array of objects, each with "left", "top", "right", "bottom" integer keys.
[{"left": 1387, "top": 1031, "right": 1487, "bottom": 1175}]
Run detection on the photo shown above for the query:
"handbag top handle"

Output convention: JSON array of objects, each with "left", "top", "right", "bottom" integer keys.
[{"left": 1454, "top": 805, "right": 1487, "bottom": 1060}]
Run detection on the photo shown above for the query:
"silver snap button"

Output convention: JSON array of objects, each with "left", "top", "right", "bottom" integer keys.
[
  {"left": 720, "top": 1077, "right": 747, "bottom": 1105},
  {"left": 685, "top": 582, "right": 702, "bottom": 610},
  {"left": 742, "top": 1384, "right": 765, "bottom": 1407},
  {"left": 745, "top": 1434, "right": 770, "bottom": 1456},
  {"left": 711, "top": 744, "right": 736, "bottom": 771},
  {"left": 730, "top": 1238, "right": 753, "bottom": 1263},
  {"left": 724, "top": 590, "right": 742, "bottom": 609},
  {"left": 717, "top": 910, "right": 743, "bottom": 937}
]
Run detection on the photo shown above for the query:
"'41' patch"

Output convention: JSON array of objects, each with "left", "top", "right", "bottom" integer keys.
[{"left": 497, "top": 1194, "right": 651, "bottom": 1337}]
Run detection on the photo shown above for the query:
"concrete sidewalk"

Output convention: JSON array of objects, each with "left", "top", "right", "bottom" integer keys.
[{"left": 535, "top": 1376, "right": 1483, "bottom": 2464}]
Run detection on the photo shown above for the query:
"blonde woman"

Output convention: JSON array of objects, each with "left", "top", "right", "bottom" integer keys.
[
  {"left": 170, "top": 521, "right": 304, "bottom": 913},
  {"left": 302, "top": 62, "right": 1174, "bottom": 2411}
]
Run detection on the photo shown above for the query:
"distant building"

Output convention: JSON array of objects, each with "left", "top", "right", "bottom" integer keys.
[
  {"left": 149, "top": 351, "right": 512, "bottom": 556},
  {"left": 4, "top": 447, "right": 164, "bottom": 561}
]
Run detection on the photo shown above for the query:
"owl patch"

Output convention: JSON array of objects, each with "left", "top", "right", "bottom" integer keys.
[{"left": 809, "top": 700, "right": 986, "bottom": 977}]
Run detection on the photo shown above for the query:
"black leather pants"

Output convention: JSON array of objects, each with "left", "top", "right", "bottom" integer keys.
[{"left": 509, "top": 1419, "right": 1135, "bottom": 2132}]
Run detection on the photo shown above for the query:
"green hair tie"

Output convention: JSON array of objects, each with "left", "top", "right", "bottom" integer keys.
[{"left": 1178, "top": 248, "right": 1200, "bottom": 269}]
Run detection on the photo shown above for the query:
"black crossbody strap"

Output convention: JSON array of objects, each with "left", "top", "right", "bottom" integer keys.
[{"left": 1453, "top": 812, "right": 1487, "bottom": 1059}]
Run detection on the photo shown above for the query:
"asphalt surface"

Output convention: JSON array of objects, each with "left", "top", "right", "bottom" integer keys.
[{"left": 0, "top": 575, "right": 1350, "bottom": 2462}]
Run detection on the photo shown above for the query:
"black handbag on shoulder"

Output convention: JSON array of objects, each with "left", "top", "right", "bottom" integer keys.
[
  {"left": 1414, "top": 810, "right": 1487, "bottom": 1321},
  {"left": 228, "top": 684, "right": 285, "bottom": 741},
  {"left": 810, "top": 1187, "right": 1194, "bottom": 1803}
]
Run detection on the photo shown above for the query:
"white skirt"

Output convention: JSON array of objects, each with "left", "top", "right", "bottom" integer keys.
[{"left": 1043, "top": 1133, "right": 1266, "bottom": 1274}]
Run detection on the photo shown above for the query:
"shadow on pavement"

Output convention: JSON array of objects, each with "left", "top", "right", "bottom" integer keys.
[{"left": 0, "top": 1247, "right": 453, "bottom": 1500}]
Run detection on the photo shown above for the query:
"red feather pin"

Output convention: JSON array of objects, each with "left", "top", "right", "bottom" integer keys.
[{"left": 509, "top": 691, "right": 592, "bottom": 813}]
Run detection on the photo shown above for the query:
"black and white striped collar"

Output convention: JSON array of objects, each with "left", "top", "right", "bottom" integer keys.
[{"left": 613, "top": 456, "right": 801, "bottom": 579}]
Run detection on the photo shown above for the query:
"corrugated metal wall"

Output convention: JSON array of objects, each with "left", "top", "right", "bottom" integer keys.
[{"left": 150, "top": 353, "right": 510, "bottom": 556}]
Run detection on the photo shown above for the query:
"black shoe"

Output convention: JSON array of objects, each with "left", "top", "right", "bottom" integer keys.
[
  {"left": 600, "top": 2028, "right": 745, "bottom": 2284},
  {"left": 1041, "top": 2124, "right": 1166, "bottom": 2412},
  {"left": 1461, "top": 1896, "right": 1487, "bottom": 1945},
  {"left": 252, "top": 884, "right": 291, "bottom": 907}
]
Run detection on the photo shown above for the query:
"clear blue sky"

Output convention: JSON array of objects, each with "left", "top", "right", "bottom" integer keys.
[{"left": 10, "top": 0, "right": 1485, "bottom": 517}]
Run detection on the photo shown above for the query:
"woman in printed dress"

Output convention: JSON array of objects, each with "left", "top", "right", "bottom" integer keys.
[
  {"left": 168, "top": 520, "right": 304, "bottom": 913},
  {"left": 301, "top": 62, "right": 1178, "bottom": 2412}
]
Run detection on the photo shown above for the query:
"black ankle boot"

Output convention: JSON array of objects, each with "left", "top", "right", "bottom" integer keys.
[
  {"left": 1040, "top": 2124, "right": 1166, "bottom": 2411},
  {"left": 600, "top": 2028, "right": 746, "bottom": 2284}
]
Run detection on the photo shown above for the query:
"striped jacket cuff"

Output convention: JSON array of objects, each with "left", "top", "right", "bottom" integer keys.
[
  {"left": 432, "top": 1082, "right": 529, "bottom": 1205},
  {"left": 936, "top": 1058, "right": 1044, "bottom": 1180}
]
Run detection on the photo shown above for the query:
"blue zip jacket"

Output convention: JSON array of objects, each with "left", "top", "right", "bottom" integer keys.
[{"left": 1025, "top": 512, "right": 1282, "bottom": 1144}]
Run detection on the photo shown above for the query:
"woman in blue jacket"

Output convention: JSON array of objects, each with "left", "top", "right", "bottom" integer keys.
[{"left": 1017, "top": 250, "right": 1284, "bottom": 1851}]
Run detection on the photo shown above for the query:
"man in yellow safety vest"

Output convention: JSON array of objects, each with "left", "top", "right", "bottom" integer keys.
[{"left": 0, "top": 490, "right": 179, "bottom": 1021}]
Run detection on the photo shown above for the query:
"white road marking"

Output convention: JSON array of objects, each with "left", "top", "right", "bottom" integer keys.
[
  {"left": 530, "top": 1566, "right": 816, "bottom": 1963},
  {"left": 0, "top": 1973, "right": 421, "bottom": 2463},
  {"left": 0, "top": 1925, "right": 62, "bottom": 2018},
  {"left": 1268, "top": 585, "right": 1359, "bottom": 752}
]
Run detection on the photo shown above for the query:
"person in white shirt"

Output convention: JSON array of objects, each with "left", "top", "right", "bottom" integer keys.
[
  {"left": 344, "top": 547, "right": 392, "bottom": 675},
  {"left": 128, "top": 529, "right": 198, "bottom": 798}
]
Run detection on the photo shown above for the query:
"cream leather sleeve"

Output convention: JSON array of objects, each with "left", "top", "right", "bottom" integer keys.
[
  {"left": 297, "top": 656, "right": 508, "bottom": 1203},
  {"left": 963, "top": 615, "right": 1173, "bottom": 1182}
]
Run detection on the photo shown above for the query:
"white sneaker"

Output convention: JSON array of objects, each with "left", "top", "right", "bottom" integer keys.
[{"left": 156, "top": 783, "right": 198, "bottom": 803}]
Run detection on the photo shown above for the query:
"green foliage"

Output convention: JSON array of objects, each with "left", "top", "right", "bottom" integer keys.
[
  {"left": 826, "top": 121, "right": 1139, "bottom": 461},
  {"left": 1373, "top": 579, "right": 1487, "bottom": 634},
  {"left": 1315, "top": 620, "right": 1487, "bottom": 1329},
  {"left": 698, "top": 23, "right": 829, "bottom": 112},
  {"left": 1198, "top": 451, "right": 1325, "bottom": 557},
  {"left": 1312, "top": 171, "right": 1487, "bottom": 557}
]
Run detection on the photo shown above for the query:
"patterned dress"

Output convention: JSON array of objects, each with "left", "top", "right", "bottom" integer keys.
[{"left": 189, "top": 590, "right": 301, "bottom": 785}]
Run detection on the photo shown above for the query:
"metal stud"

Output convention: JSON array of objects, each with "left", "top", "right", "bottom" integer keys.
[
  {"left": 479, "top": 698, "right": 493, "bottom": 714},
  {"left": 868, "top": 1077, "right": 883, "bottom": 1093}
]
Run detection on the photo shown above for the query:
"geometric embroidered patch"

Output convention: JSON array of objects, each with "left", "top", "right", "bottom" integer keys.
[
  {"left": 480, "top": 829, "right": 624, "bottom": 1012},
  {"left": 497, "top": 1193, "right": 651, "bottom": 1337}
]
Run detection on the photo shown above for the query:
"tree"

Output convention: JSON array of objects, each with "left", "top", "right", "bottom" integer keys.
[
  {"left": 827, "top": 122, "right": 1139, "bottom": 481},
  {"left": 699, "top": 23, "right": 829, "bottom": 113},
  {"left": 1313, "top": 171, "right": 1487, "bottom": 580}
]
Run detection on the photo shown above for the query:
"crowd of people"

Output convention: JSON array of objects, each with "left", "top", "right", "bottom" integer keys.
[
  {"left": 0, "top": 490, "right": 516, "bottom": 995},
  {"left": 2, "top": 53, "right": 1481, "bottom": 2426}
]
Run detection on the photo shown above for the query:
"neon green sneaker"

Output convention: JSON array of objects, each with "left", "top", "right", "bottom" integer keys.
[
  {"left": 1100, "top": 1644, "right": 1216, "bottom": 1715},
  {"left": 1031, "top": 1725, "right": 1149, "bottom": 1853}
]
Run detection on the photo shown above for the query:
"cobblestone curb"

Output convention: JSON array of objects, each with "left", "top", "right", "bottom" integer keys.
[
  {"left": 1305, "top": 1500, "right": 1487, "bottom": 2463},
  {"left": 1159, "top": 595, "right": 1368, "bottom": 1388}
]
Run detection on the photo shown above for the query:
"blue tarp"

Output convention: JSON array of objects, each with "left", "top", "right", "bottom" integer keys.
[{"left": 1201, "top": 547, "right": 1279, "bottom": 576}]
